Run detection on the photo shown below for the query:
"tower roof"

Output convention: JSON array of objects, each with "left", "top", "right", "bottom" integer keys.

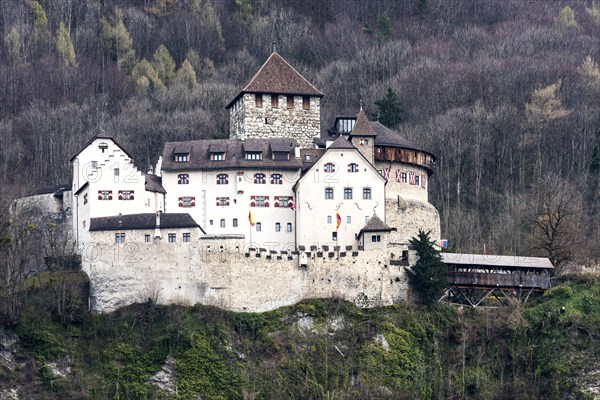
[
  {"left": 226, "top": 52, "right": 323, "bottom": 108},
  {"left": 328, "top": 135, "right": 356, "bottom": 150},
  {"left": 350, "top": 108, "right": 377, "bottom": 137}
]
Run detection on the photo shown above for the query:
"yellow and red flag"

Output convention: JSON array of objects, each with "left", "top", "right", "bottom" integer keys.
[{"left": 336, "top": 210, "right": 341, "bottom": 229}]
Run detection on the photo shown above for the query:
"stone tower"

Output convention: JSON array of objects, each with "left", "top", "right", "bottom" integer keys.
[{"left": 226, "top": 52, "right": 323, "bottom": 149}]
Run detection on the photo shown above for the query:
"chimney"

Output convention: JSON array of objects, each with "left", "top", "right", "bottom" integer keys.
[
  {"left": 294, "top": 145, "right": 300, "bottom": 159},
  {"left": 154, "top": 211, "right": 162, "bottom": 239}
]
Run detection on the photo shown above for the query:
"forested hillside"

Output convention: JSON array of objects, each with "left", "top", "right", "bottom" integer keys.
[{"left": 1, "top": 0, "right": 600, "bottom": 263}]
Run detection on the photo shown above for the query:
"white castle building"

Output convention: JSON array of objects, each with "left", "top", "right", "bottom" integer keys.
[{"left": 18, "top": 52, "right": 441, "bottom": 312}]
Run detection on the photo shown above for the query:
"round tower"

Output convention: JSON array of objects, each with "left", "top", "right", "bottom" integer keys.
[{"left": 371, "top": 122, "right": 441, "bottom": 246}]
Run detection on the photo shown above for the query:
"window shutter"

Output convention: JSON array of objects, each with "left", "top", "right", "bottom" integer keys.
[
  {"left": 288, "top": 197, "right": 294, "bottom": 208},
  {"left": 254, "top": 175, "right": 258, "bottom": 184},
  {"left": 130, "top": 191, "right": 134, "bottom": 200},
  {"left": 250, "top": 195, "right": 256, "bottom": 207},
  {"left": 118, "top": 191, "right": 123, "bottom": 200},
  {"left": 178, "top": 197, "right": 183, "bottom": 207},
  {"left": 216, "top": 197, "right": 220, "bottom": 206},
  {"left": 226, "top": 197, "right": 230, "bottom": 206},
  {"left": 270, "top": 175, "right": 274, "bottom": 184},
  {"left": 98, "top": 192, "right": 103, "bottom": 200},
  {"left": 191, "top": 197, "right": 196, "bottom": 207},
  {"left": 108, "top": 191, "right": 113, "bottom": 200},
  {"left": 422, "top": 175, "right": 427, "bottom": 188},
  {"left": 264, "top": 195, "right": 269, "bottom": 207},
  {"left": 225, "top": 175, "right": 229, "bottom": 184}
]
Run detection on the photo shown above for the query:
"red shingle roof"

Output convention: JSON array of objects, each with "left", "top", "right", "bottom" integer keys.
[{"left": 226, "top": 52, "right": 323, "bottom": 108}]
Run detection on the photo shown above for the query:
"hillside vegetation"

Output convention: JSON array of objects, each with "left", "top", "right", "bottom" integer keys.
[
  {"left": 1, "top": 273, "right": 599, "bottom": 399},
  {"left": 1, "top": 0, "right": 600, "bottom": 264}
]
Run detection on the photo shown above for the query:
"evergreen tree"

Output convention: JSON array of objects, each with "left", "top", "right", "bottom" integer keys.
[
  {"left": 557, "top": 6, "right": 577, "bottom": 30},
  {"left": 152, "top": 45, "right": 177, "bottom": 87},
  {"left": 131, "top": 59, "right": 164, "bottom": 90},
  {"left": 30, "top": 1, "right": 50, "bottom": 52},
  {"left": 56, "top": 22, "right": 76, "bottom": 68},
  {"left": 100, "top": 9, "right": 136, "bottom": 73},
  {"left": 374, "top": 87, "right": 404, "bottom": 129},
  {"left": 4, "top": 27, "right": 22, "bottom": 64},
  {"left": 405, "top": 230, "right": 447, "bottom": 306},
  {"left": 175, "top": 59, "right": 197, "bottom": 89}
]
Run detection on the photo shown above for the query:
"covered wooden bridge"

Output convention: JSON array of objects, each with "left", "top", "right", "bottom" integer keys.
[{"left": 440, "top": 253, "right": 554, "bottom": 307}]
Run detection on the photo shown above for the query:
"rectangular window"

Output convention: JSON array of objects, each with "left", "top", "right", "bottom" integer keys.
[
  {"left": 346, "top": 216, "right": 351, "bottom": 224},
  {"left": 344, "top": 188, "right": 353, "bottom": 200},
  {"left": 178, "top": 174, "right": 189, "bottom": 184},
  {"left": 115, "top": 233, "right": 125, "bottom": 243},
  {"left": 254, "top": 196, "right": 267, "bottom": 207},
  {"left": 254, "top": 173, "right": 266, "bottom": 184},
  {"left": 415, "top": 175, "right": 420, "bottom": 186},
  {"left": 287, "top": 223, "right": 292, "bottom": 232},
  {"left": 325, "top": 188, "right": 334, "bottom": 199},
  {"left": 179, "top": 196, "right": 195, "bottom": 207},
  {"left": 302, "top": 96, "right": 310, "bottom": 110},
  {"left": 217, "top": 197, "right": 229, "bottom": 206},
  {"left": 275, "top": 222, "right": 281, "bottom": 232},
  {"left": 348, "top": 163, "right": 358, "bottom": 172},
  {"left": 255, "top": 94, "right": 263, "bottom": 108},
  {"left": 327, "top": 215, "right": 332, "bottom": 224},
  {"left": 175, "top": 154, "right": 189, "bottom": 162},
  {"left": 145, "top": 234, "right": 150, "bottom": 242},
  {"left": 332, "top": 232, "right": 337, "bottom": 241},
  {"left": 98, "top": 190, "right": 112, "bottom": 200},
  {"left": 324, "top": 162, "right": 335, "bottom": 172},
  {"left": 271, "top": 95, "right": 278, "bottom": 108},
  {"left": 233, "top": 218, "right": 238, "bottom": 227},
  {"left": 168, "top": 233, "right": 176, "bottom": 243},
  {"left": 183, "top": 233, "right": 190, "bottom": 242},
  {"left": 271, "top": 173, "right": 283, "bottom": 184},
  {"left": 217, "top": 174, "right": 228, "bottom": 184},
  {"left": 209, "top": 220, "right": 213, "bottom": 225},
  {"left": 91, "top": 160, "right": 98, "bottom": 169},
  {"left": 210, "top": 153, "right": 224, "bottom": 161},
  {"left": 372, "top": 235, "right": 381, "bottom": 243},
  {"left": 287, "top": 95, "right": 294, "bottom": 109},
  {"left": 363, "top": 188, "right": 372, "bottom": 199},
  {"left": 114, "top": 168, "right": 119, "bottom": 178},
  {"left": 220, "top": 219, "right": 225, "bottom": 228},
  {"left": 401, "top": 172, "right": 407, "bottom": 183},
  {"left": 256, "top": 222, "right": 261, "bottom": 232},
  {"left": 276, "top": 196, "right": 289, "bottom": 207},
  {"left": 246, "top": 152, "right": 262, "bottom": 160},
  {"left": 119, "top": 190, "right": 134, "bottom": 200}
]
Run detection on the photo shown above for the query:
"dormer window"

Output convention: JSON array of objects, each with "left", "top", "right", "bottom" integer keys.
[
  {"left": 175, "top": 153, "right": 189, "bottom": 162},
  {"left": 337, "top": 118, "right": 356, "bottom": 133},
  {"left": 273, "top": 152, "right": 289, "bottom": 161},
  {"left": 99, "top": 142, "right": 108, "bottom": 153},
  {"left": 210, "top": 152, "right": 224, "bottom": 161},
  {"left": 245, "top": 152, "right": 262, "bottom": 160}
]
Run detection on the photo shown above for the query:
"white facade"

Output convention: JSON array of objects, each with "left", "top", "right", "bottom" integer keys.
[
  {"left": 295, "top": 143, "right": 386, "bottom": 249},
  {"left": 162, "top": 167, "right": 300, "bottom": 251},
  {"left": 71, "top": 135, "right": 164, "bottom": 246}
]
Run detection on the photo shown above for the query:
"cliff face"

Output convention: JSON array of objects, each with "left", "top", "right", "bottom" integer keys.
[{"left": 1, "top": 275, "right": 599, "bottom": 399}]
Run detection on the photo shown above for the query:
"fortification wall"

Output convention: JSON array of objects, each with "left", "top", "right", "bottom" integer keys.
[
  {"left": 81, "top": 235, "right": 409, "bottom": 313},
  {"left": 386, "top": 196, "right": 441, "bottom": 245}
]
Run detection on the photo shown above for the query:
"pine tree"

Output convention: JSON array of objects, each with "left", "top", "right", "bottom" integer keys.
[
  {"left": 101, "top": 9, "right": 136, "bottom": 73},
  {"left": 30, "top": 1, "right": 50, "bottom": 52},
  {"left": 405, "top": 230, "right": 447, "bottom": 306},
  {"left": 374, "top": 87, "right": 404, "bottom": 129},
  {"left": 131, "top": 59, "right": 164, "bottom": 89},
  {"left": 557, "top": 6, "right": 577, "bottom": 30}
]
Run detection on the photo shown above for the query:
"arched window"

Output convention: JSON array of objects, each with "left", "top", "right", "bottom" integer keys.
[{"left": 216, "top": 174, "right": 229, "bottom": 184}]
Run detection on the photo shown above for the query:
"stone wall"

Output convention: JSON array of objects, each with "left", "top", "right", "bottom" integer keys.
[
  {"left": 385, "top": 196, "right": 441, "bottom": 245},
  {"left": 229, "top": 93, "right": 320, "bottom": 149},
  {"left": 82, "top": 234, "right": 409, "bottom": 313}
]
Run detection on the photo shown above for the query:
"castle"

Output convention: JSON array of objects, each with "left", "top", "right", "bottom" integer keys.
[{"left": 17, "top": 52, "right": 442, "bottom": 312}]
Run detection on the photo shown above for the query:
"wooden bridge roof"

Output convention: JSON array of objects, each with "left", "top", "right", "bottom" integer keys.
[{"left": 442, "top": 253, "right": 554, "bottom": 270}]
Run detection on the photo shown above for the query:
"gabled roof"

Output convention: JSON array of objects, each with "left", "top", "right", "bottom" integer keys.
[
  {"left": 226, "top": 52, "right": 323, "bottom": 108},
  {"left": 70, "top": 130, "right": 135, "bottom": 162},
  {"left": 350, "top": 109, "right": 377, "bottom": 137},
  {"left": 90, "top": 213, "right": 204, "bottom": 233},
  {"left": 161, "top": 138, "right": 304, "bottom": 171},
  {"left": 328, "top": 135, "right": 356, "bottom": 150}
]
